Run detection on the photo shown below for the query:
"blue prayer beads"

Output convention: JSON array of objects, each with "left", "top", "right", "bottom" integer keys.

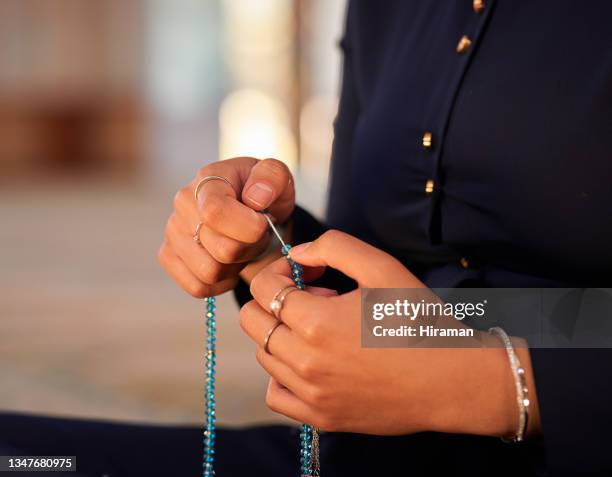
[
  {"left": 281, "top": 244, "right": 305, "bottom": 291},
  {"left": 203, "top": 297, "right": 217, "bottom": 477},
  {"left": 281, "top": 244, "right": 318, "bottom": 477},
  {"left": 202, "top": 222, "right": 319, "bottom": 476}
]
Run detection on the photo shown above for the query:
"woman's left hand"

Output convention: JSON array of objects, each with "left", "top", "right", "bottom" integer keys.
[{"left": 240, "top": 230, "right": 539, "bottom": 437}]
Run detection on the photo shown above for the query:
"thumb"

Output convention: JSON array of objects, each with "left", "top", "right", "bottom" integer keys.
[
  {"left": 288, "top": 230, "right": 425, "bottom": 288},
  {"left": 242, "top": 159, "right": 295, "bottom": 222}
]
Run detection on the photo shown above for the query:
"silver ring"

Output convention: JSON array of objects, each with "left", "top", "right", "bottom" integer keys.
[
  {"left": 194, "top": 175, "right": 233, "bottom": 202},
  {"left": 263, "top": 321, "right": 283, "bottom": 354},
  {"left": 269, "top": 285, "right": 299, "bottom": 320},
  {"left": 193, "top": 222, "right": 204, "bottom": 246}
]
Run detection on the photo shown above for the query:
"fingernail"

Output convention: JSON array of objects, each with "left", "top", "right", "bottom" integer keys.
[
  {"left": 245, "top": 182, "right": 274, "bottom": 208},
  {"left": 289, "top": 242, "right": 311, "bottom": 256}
]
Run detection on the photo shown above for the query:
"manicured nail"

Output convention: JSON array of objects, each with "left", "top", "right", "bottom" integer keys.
[
  {"left": 245, "top": 182, "right": 274, "bottom": 208},
  {"left": 289, "top": 242, "right": 311, "bottom": 256}
]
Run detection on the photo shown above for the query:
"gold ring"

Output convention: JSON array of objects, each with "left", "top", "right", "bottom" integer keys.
[
  {"left": 193, "top": 222, "right": 204, "bottom": 246},
  {"left": 269, "top": 285, "right": 299, "bottom": 320},
  {"left": 194, "top": 175, "right": 233, "bottom": 202},
  {"left": 263, "top": 320, "right": 283, "bottom": 354}
]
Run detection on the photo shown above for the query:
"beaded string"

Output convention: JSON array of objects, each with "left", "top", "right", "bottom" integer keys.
[
  {"left": 202, "top": 212, "right": 320, "bottom": 477},
  {"left": 263, "top": 213, "right": 320, "bottom": 477},
  {"left": 203, "top": 296, "right": 217, "bottom": 477}
]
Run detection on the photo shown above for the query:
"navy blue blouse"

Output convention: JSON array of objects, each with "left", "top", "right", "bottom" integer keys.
[{"left": 238, "top": 1, "right": 612, "bottom": 474}]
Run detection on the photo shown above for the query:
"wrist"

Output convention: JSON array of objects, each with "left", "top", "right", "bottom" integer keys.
[{"left": 426, "top": 334, "right": 535, "bottom": 438}]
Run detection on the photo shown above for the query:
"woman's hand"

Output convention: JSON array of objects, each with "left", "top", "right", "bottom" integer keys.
[
  {"left": 159, "top": 157, "right": 295, "bottom": 297},
  {"left": 240, "top": 230, "right": 540, "bottom": 437}
]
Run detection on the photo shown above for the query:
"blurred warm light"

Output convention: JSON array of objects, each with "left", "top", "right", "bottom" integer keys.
[
  {"left": 219, "top": 89, "right": 297, "bottom": 170},
  {"left": 221, "top": 0, "right": 296, "bottom": 109},
  {"left": 297, "top": 95, "right": 339, "bottom": 216},
  {"left": 222, "top": 0, "right": 294, "bottom": 56},
  {"left": 300, "top": 95, "right": 337, "bottom": 163}
]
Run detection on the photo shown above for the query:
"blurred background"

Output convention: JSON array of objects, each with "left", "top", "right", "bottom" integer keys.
[{"left": 0, "top": 0, "right": 346, "bottom": 426}]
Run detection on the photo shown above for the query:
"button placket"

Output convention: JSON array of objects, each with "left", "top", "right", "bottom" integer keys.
[
  {"left": 423, "top": 1, "right": 497, "bottom": 243},
  {"left": 473, "top": 0, "right": 485, "bottom": 14},
  {"left": 456, "top": 35, "right": 473, "bottom": 53},
  {"left": 422, "top": 131, "right": 433, "bottom": 149}
]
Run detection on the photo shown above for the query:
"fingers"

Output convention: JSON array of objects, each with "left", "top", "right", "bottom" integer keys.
[
  {"left": 241, "top": 158, "right": 295, "bottom": 223},
  {"left": 239, "top": 299, "right": 309, "bottom": 369},
  {"left": 174, "top": 185, "right": 270, "bottom": 267},
  {"left": 198, "top": 223, "right": 269, "bottom": 265},
  {"left": 165, "top": 216, "right": 244, "bottom": 282},
  {"left": 289, "top": 230, "right": 425, "bottom": 288},
  {"left": 195, "top": 179, "right": 270, "bottom": 244},
  {"left": 161, "top": 157, "right": 297, "bottom": 299},
  {"left": 255, "top": 347, "right": 313, "bottom": 401},
  {"left": 249, "top": 259, "right": 328, "bottom": 334},
  {"left": 265, "top": 378, "right": 318, "bottom": 425},
  {"left": 158, "top": 241, "right": 238, "bottom": 297},
  {"left": 262, "top": 254, "right": 327, "bottom": 284}
]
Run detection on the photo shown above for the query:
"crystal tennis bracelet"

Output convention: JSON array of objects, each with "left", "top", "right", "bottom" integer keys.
[{"left": 488, "top": 326, "right": 530, "bottom": 443}]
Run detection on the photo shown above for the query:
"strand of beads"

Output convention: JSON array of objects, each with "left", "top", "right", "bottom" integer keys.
[
  {"left": 203, "top": 296, "right": 217, "bottom": 477},
  {"left": 281, "top": 245, "right": 319, "bottom": 477},
  {"left": 282, "top": 244, "right": 305, "bottom": 290},
  {"left": 200, "top": 221, "right": 319, "bottom": 476}
]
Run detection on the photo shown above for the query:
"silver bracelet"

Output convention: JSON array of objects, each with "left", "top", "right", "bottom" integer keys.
[{"left": 489, "top": 326, "right": 530, "bottom": 443}]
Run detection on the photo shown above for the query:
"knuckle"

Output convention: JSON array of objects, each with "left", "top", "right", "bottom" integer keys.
[
  {"left": 186, "top": 281, "right": 208, "bottom": 299},
  {"left": 173, "top": 187, "right": 189, "bottom": 210},
  {"left": 163, "top": 215, "right": 174, "bottom": 238},
  {"left": 201, "top": 194, "right": 225, "bottom": 225},
  {"left": 249, "top": 271, "right": 265, "bottom": 299},
  {"left": 265, "top": 386, "right": 280, "bottom": 412},
  {"left": 239, "top": 300, "right": 257, "bottom": 332},
  {"left": 196, "top": 165, "right": 211, "bottom": 178},
  {"left": 167, "top": 212, "right": 180, "bottom": 231},
  {"left": 244, "top": 216, "right": 269, "bottom": 244},
  {"left": 255, "top": 347, "right": 266, "bottom": 366},
  {"left": 261, "top": 158, "right": 290, "bottom": 180},
  {"left": 157, "top": 243, "right": 169, "bottom": 267},
  {"left": 296, "top": 355, "right": 319, "bottom": 380},
  {"left": 320, "top": 229, "right": 343, "bottom": 246},
  {"left": 213, "top": 239, "right": 241, "bottom": 264},
  {"left": 301, "top": 319, "right": 323, "bottom": 343},
  {"left": 305, "top": 385, "right": 327, "bottom": 407},
  {"left": 197, "top": 259, "right": 223, "bottom": 284}
]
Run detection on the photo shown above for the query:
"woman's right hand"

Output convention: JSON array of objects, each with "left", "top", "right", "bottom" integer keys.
[{"left": 158, "top": 157, "right": 295, "bottom": 298}]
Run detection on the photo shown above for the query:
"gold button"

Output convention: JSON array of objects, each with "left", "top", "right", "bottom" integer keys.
[
  {"left": 422, "top": 131, "right": 433, "bottom": 149},
  {"left": 460, "top": 257, "right": 470, "bottom": 269},
  {"left": 425, "top": 179, "right": 435, "bottom": 195},
  {"left": 456, "top": 35, "right": 472, "bottom": 53},
  {"left": 473, "top": 0, "right": 485, "bottom": 13}
]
